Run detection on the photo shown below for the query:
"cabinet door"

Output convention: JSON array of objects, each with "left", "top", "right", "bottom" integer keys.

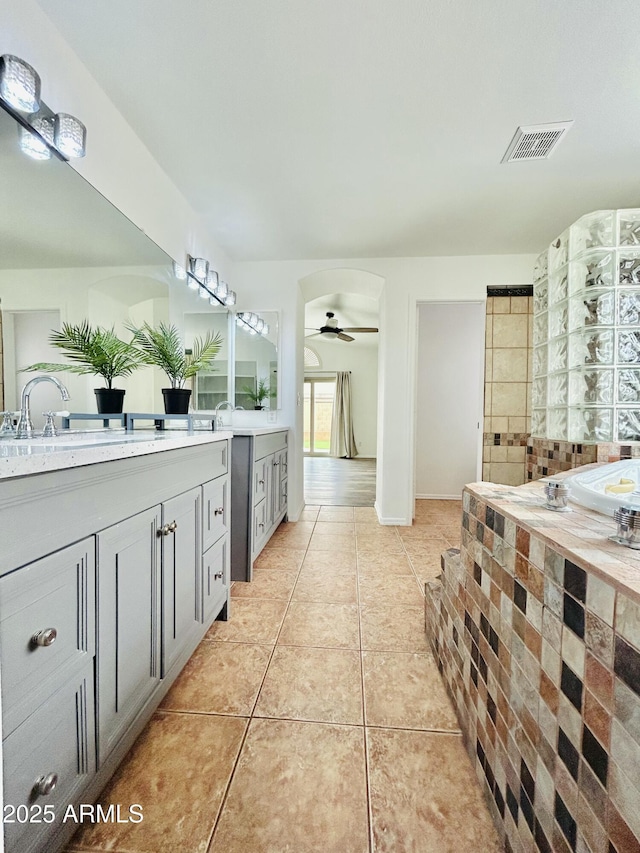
[
  {"left": 3, "top": 662, "right": 95, "bottom": 853},
  {"left": 202, "top": 535, "right": 229, "bottom": 626},
  {"left": 252, "top": 498, "right": 269, "bottom": 555},
  {"left": 274, "top": 449, "right": 288, "bottom": 518},
  {"left": 97, "top": 506, "right": 161, "bottom": 764},
  {"left": 202, "top": 475, "right": 230, "bottom": 552},
  {"left": 161, "top": 487, "right": 202, "bottom": 676},
  {"left": 253, "top": 457, "right": 269, "bottom": 505}
]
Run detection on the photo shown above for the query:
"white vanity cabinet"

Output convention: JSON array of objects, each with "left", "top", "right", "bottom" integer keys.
[
  {"left": 230, "top": 429, "right": 288, "bottom": 581},
  {"left": 0, "top": 435, "right": 231, "bottom": 853}
]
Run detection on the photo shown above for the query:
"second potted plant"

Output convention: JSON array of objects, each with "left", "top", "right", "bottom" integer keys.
[
  {"left": 129, "top": 322, "right": 223, "bottom": 414},
  {"left": 21, "top": 320, "right": 142, "bottom": 413},
  {"left": 242, "top": 377, "right": 272, "bottom": 410}
]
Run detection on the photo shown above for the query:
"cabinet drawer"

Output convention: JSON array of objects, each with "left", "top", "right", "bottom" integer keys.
[
  {"left": 0, "top": 538, "right": 95, "bottom": 735},
  {"left": 3, "top": 662, "right": 96, "bottom": 853},
  {"left": 253, "top": 458, "right": 269, "bottom": 504},
  {"left": 254, "top": 430, "right": 287, "bottom": 460},
  {"left": 202, "top": 475, "right": 229, "bottom": 552},
  {"left": 208, "top": 438, "right": 229, "bottom": 479},
  {"left": 202, "top": 535, "right": 229, "bottom": 624}
]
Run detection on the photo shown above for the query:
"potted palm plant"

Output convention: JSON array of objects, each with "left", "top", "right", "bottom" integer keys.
[
  {"left": 129, "top": 322, "right": 223, "bottom": 414},
  {"left": 21, "top": 321, "right": 142, "bottom": 413},
  {"left": 242, "top": 377, "right": 272, "bottom": 410}
]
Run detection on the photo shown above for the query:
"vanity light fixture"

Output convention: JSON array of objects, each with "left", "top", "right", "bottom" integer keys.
[
  {"left": 237, "top": 311, "right": 270, "bottom": 336},
  {"left": 199, "top": 285, "right": 210, "bottom": 299},
  {"left": 224, "top": 290, "right": 236, "bottom": 306},
  {"left": 0, "top": 55, "right": 41, "bottom": 113},
  {"left": 19, "top": 116, "right": 54, "bottom": 160},
  {"left": 188, "top": 255, "right": 209, "bottom": 283},
  {"left": 54, "top": 113, "right": 86, "bottom": 158},
  {"left": 214, "top": 280, "right": 228, "bottom": 299},
  {"left": 187, "top": 274, "right": 200, "bottom": 291}
]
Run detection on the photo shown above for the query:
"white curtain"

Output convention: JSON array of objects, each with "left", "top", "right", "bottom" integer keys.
[{"left": 330, "top": 371, "right": 358, "bottom": 458}]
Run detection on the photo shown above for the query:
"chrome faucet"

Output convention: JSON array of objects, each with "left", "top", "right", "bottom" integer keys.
[
  {"left": 15, "top": 376, "right": 70, "bottom": 439},
  {"left": 214, "top": 400, "right": 233, "bottom": 430}
]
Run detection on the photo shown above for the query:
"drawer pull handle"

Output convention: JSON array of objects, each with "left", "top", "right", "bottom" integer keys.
[
  {"left": 158, "top": 522, "right": 178, "bottom": 537},
  {"left": 214, "top": 507, "right": 224, "bottom": 516},
  {"left": 32, "top": 628, "right": 57, "bottom": 647},
  {"left": 258, "top": 522, "right": 265, "bottom": 529},
  {"left": 213, "top": 571, "right": 223, "bottom": 580},
  {"left": 258, "top": 479, "right": 265, "bottom": 486},
  {"left": 34, "top": 773, "right": 58, "bottom": 797}
]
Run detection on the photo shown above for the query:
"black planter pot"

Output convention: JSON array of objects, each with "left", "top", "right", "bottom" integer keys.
[
  {"left": 95, "top": 388, "right": 125, "bottom": 414},
  {"left": 254, "top": 405, "right": 264, "bottom": 410},
  {"left": 162, "top": 388, "right": 191, "bottom": 415}
]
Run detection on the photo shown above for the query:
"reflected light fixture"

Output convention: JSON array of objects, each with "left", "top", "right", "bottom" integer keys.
[
  {"left": 188, "top": 256, "right": 209, "bottom": 283},
  {"left": 199, "top": 286, "right": 210, "bottom": 299},
  {"left": 0, "top": 54, "right": 41, "bottom": 113},
  {"left": 172, "top": 261, "right": 187, "bottom": 280},
  {"left": 224, "top": 290, "right": 236, "bottom": 306},
  {"left": 187, "top": 274, "right": 200, "bottom": 291},
  {"left": 54, "top": 113, "right": 86, "bottom": 158}
]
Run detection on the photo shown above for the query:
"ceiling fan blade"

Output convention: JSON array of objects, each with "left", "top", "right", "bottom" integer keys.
[
  {"left": 341, "top": 327, "right": 379, "bottom": 333},
  {"left": 337, "top": 332, "right": 355, "bottom": 342},
  {"left": 305, "top": 332, "right": 322, "bottom": 338}
]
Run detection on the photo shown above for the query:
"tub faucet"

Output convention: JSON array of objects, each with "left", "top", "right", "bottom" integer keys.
[
  {"left": 214, "top": 400, "right": 233, "bottom": 430},
  {"left": 15, "top": 376, "right": 70, "bottom": 439}
]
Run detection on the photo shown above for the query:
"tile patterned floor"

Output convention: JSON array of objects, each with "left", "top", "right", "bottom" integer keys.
[{"left": 67, "top": 500, "right": 502, "bottom": 853}]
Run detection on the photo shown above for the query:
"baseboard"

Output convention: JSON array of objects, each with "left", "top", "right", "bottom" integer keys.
[
  {"left": 288, "top": 500, "right": 306, "bottom": 522},
  {"left": 374, "top": 501, "right": 411, "bottom": 526},
  {"left": 415, "top": 494, "right": 462, "bottom": 501}
]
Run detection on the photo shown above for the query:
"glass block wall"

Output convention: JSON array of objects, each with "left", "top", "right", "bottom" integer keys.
[{"left": 532, "top": 208, "right": 640, "bottom": 442}]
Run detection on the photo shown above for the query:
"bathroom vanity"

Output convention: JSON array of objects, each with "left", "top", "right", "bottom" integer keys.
[
  {"left": 230, "top": 427, "right": 288, "bottom": 581},
  {"left": 0, "top": 431, "right": 232, "bottom": 853}
]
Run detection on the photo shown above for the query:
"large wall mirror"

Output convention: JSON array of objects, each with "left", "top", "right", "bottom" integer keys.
[{"left": 0, "top": 103, "right": 180, "bottom": 426}]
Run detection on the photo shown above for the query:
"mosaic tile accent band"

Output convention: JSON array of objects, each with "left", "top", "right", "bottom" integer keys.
[
  {"left": 527, "top": 438, "right": 640, "bottom": 481},
  {"left": 425, "top": 486, "right": 640, "bottom": 853}
]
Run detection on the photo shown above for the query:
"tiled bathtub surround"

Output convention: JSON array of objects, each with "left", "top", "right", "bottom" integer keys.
[
  {"left": 483, "top": 293, "right": 533, "bottom": 487},
  {"left": 425, "top": 476, "right": 640, "bottom": 853},
  {"left": 527, "top": 437, "right": 640, "bottom": 481}
]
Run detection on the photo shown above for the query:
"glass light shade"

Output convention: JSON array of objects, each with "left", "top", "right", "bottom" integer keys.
[
  {"left": 249, "top": 328, "right": 257, "bottom": 335},
  {"left": 187, "top": 274, "right": 200, "bottom": 291},
  {"left": 199, "top": 286, "right": 210, "bottom": 299},
  {"left": 19, "top": 124, "right": 51, "bottom": 160},
  {"left": 172, "top": 261, "right": 187, "bottom": 280},
  {"left": 249, "top": 313, "right": 259, "bottom": 328},
  {"left": 189, "top": 256, "right": 209, "bottom": 282},
  {"left": 214, "top": 280, "right": 228, "bottom": 298},
  {"left": 209, "top": 295, "right": 222, "bottom": 306},
  {"left": 236, "top": 315, "right": 245, "bottom": 326},
  {"left": 255, "top": 318, "right": 265, "bottom": 333},
  {"left": 262, "top": 324, "right": 270, "bottom": 336},
  {"left": 54, "top": 113, "right": 86, "bottom": 158},
  {"left": 206, "top": 270, "right": 219, "bottom": 289},
  {"left": 0, "top": 55, "right": 41, "bottom": 113},
  {"left": 224, "top": 290, "right": 236, "bottom": 306}
]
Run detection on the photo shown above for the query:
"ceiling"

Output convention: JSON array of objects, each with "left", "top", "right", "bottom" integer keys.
[
  {"left": 36, "top": 0, "right": 640, "bottom": 262},
  {"left": 305, "top": 293, "right": 379, "bottom": 347}
]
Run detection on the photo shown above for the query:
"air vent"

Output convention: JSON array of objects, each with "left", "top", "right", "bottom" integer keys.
[{"left": 501, "top": 121, "right": 573, "bottom": 163}]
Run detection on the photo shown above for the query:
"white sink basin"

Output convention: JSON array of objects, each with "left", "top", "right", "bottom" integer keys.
[{"left": 565, "top": 460, "right": 640, "bottom": 516}]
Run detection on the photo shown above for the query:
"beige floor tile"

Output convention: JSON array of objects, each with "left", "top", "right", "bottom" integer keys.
[
  {"left": 231, "top": 569, "right": 298, "bottom": 600},
  {"left": 413, "top": 564, "right": 444, "bottom": 584},
  {"left": 302, "top": 550, "right": 357, "bottom": 572},
  {"left": 160, "top": 641, "right": 272, "bottom": 716},
  {"left": 273, "top": 521, "right": 316, "bottom": 536},
  {"left": 207, "top": 598, "right": 287, "bottom": 644},
  {"left": 367, "top": 728, "right": 502, "bottom": 853},
  {"left": 358, "top": 574, "right": 423, "bottom": 607},
  {"left": 267, "top": 531, "right": 312, "bottom": 549},
  {"left": 357, "top": 552, "right": 415, "bottom": 576},
  {"left": 397, "top": 526, "right": 451, "bottom": 540},
  {"left": 292, "top": 568, "right": 358, "bottom": 604},
  {"left": 317, "top": 507, "right": 355, "bottom": 521},
  {"left": 255, "top": 646, "right": 363, "bottom": 724},
  {"left": 253, "top": 548, "right": 306, "bottom": 571},
  {"left": 313, "top": 520, "right": 356, "bottom": 535},
  {"left": 209, "top": 719, "right": 369, "bottom": 853},
  {"left": 278, "top": 602, "right": 360, "bottom": 649},
  {"left": 308, "top": 533, "right": 356, "bottom": 552},
  {"left": 354, "top": 506, "right": 378, "bottom": 520},
  {"left": 71, "top": 712, "right": 247, "bottom": 853},
  {"left": 402, "top": 538, "right": 450, "bottom": 557},
  {"left": 360, "top": 605, "right": 429, "bottom": 653},
  {"left": 357, "top": 539, "right": 406, "bottom": 555},
  {"left": 299, "top": 508, "right": 320, "bottom": 521},
  {"left": 362, "top": 651, "right": 459, "bottom": 731}
]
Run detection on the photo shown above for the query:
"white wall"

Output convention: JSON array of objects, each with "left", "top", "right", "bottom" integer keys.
[
  {"left": 415, "top": 302, "right": 485, "bottom": 498},
  {"left": 306, "top": 339, "right": 378, "bottom": 458}
]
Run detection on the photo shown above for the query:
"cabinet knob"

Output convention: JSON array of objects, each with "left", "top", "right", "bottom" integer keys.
[
  {"left": 31, "top": 628, "right": 57, "bottom": 647},
  {"left": 34, "top": 773, "right": 58, "bottom": 797},
  {"left": 168, "top": 520, "right": 178, "bottom": 533},
  {"left": 273, "top": 460, "right": 280, "bottom": 467},
  {"left": 214, "top": 506, "right": 224, "bottom": 516},
  {"left": 213, "top": 571, "right": 223, "bottom": 580},
  {"left": 258, "top": 479, "right": 265, "bottom": 486}
]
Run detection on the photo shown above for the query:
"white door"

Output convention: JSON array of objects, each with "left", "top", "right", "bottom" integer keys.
[{"left": 415, "top": 301, "right": 485, "bottom": 499}]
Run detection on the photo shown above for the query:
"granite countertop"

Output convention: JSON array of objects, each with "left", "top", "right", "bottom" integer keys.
[
  {"left": 0, "top": 430, "right": 233, "bottom": 481},
  {"left": 468, "top": 468, "right": 640, "bottom": 602}
]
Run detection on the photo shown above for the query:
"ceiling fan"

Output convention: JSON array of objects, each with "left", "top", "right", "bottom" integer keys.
[{"left": 305, "top": 312, "right": 378, "bottom": 342}]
